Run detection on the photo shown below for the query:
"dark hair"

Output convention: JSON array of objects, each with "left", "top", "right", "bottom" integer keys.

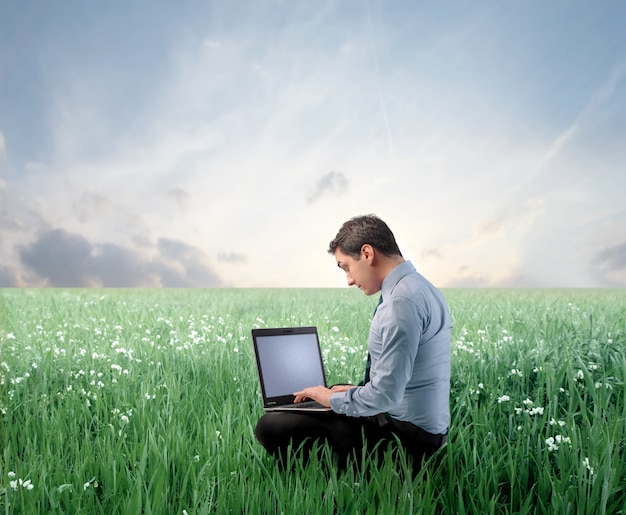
[{"left": 328, "top": 214, "right": 403, "bottom": 258}]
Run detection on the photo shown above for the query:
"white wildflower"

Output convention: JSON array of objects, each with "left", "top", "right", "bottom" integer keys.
[
  {"left": 546, "top": 437, "right": 559, "bottom": 452},
  {"left": 83, "top": 477, "right": 98, "bottom": 491},
  {"left": 10, "top": 477, "right": 34, "bottom": 491},
  {"left": 497, "top": 395, "right": 510, "bottom": 403},
  {"left": 555, "top": 435, "right": 571, "bottom": 445}
]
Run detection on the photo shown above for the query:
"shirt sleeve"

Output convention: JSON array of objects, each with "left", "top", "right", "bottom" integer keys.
[{"left": 330, "top": 297, "right": 423, "bottom": 417}]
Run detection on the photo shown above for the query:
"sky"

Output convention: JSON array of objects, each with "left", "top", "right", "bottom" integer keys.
[{"left": 0, "top": 0, "right": 625, "bottom": 289}]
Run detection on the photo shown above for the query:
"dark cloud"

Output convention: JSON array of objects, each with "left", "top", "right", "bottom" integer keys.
[
  {"left": 92, "top": 243, "right": 147, "bottom": 287},
  {"left": 19, "top": 229, "right": 95, "bottom": 287},
  {"left": 217, "top": 251, "right": 247, "bottom": 263},
  {"left": 166, "top": 186, "right": 190, "bottom": 209},
  {"left": 17, "top": 228, "right": 223, "bottom": 287},
  {"left": 594, "top": 242, "right": 626, "bottom": 286},
  {"left": 596, "top": 242, "right": 626, "bottom": 271},
  {"left": 0, "top": 264, "right": 18, "bottom": 287},
  {"left": 307, "top": 171, "right": 348, "bottom": 203},
  {"left": 156, "top": 238, "right": 222, "bottom": 287}
]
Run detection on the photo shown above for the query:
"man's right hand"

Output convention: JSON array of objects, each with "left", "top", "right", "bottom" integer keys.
[{"left": 330, "top": 384, "right": 357, "bottom": 393}]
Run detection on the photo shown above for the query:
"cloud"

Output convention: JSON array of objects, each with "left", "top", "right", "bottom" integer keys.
[
  {"left": 587, "top": 241, "right": 626, "bottom": 287},
  {"left": 595, "top": 242, "right": 626, "bottom": 271},
  {"left": 19, "top": 229, "right": 94, "bottom": 287},
  {"left": 0, "top": 186, "right": 26, "bottom": 233},
  {"left": 472, "top": 217, "right": 503, "bottom": 239},
  {"left": 420, "top": 248, "right": 442, "bottom": 260},
  {"left": 307, "top": 171, "right": 349, "bottom": 203},
  {"left": 155, "top": 238, "right": 222, "bottom": 287},
  {"left": 72, "top": 191, "right": 110, "bottom": 223},
  {"left": 445, "top": 265, "right": 542, "bottom": 288},
  {"left": 17, "top": 228, "right": 223, "bottom": 287},
  {"left": 2, "top": 3, "right": 625, "bottom": 290},
  {"left": 217, "top": 251, "right": 247, "bottom": 263},
  {"left": 91, "top": 243, "right": 149, "bottom": 287},
  {"left": 166, "top": 186, "right": 190, "bottom": 209},
  {"left": 0, "top": 264, "right": 18, "bottom": 287}
]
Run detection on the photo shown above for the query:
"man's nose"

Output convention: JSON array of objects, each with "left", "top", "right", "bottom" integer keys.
[{"left": 346, "top": 274, "right": 355, "bottom": 286}]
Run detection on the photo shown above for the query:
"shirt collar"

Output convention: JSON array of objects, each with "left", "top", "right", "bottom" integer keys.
[{"left": 381, "top": 260, "right": 416, "bottom": 299}]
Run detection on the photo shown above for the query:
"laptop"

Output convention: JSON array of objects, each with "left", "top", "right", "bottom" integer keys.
[{"left": 252, "top": 326, "right": 332, "bottom": 412}]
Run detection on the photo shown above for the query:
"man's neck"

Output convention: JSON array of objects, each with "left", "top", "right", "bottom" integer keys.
[{"left": 376, "top": 254, "right": 405, "bottom": 283}]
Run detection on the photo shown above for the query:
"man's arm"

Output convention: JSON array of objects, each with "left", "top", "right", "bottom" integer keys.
[
  {"left": 293, "top": 384, "right": 357, "bottom": 407},
  {"left": 330, "top": 298, "right": 422, "bottom": 416}
]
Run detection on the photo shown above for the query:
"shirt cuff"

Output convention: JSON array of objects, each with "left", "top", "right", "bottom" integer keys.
[{"left": 329, "top": 391, "right": 347, "bottom": 414}]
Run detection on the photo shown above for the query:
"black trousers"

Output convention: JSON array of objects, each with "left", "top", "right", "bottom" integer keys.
[{"left": 255, "top": 411, "right": 447, "bottom": 475}]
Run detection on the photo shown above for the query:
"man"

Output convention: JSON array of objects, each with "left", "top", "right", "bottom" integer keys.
[{"left": 255, "top": 214, "right": 451, "bottom": 474}]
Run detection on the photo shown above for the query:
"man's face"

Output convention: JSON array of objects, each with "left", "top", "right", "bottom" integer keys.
[{"left": 334, "top": 248, "right": 380, "bottom": 296}]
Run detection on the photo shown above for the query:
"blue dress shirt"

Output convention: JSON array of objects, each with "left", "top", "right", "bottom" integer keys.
[{"left": 329, "top": 260, "right": 451, "bottom": 434}]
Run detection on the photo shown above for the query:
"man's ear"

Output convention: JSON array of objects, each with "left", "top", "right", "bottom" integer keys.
[{"left": 360, "top": 244, "right": 376, "bottom": 265}]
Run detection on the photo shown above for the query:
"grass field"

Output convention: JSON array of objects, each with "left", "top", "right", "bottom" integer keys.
[{"left": 1, "top": 288, "right": 625, "bottom": 514}]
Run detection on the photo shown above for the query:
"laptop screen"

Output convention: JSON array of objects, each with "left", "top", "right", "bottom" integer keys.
[{"left": 253, "top": 327, "right": 326, "bottom": 401}]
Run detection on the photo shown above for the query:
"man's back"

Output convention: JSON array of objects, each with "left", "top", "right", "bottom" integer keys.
[{"left": 370, "top": 261, "right": 451, "bottom": 434}]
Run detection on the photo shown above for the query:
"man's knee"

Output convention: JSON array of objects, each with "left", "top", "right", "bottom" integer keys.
[{"left": 255, "top": 413, "right": 282, "bottom": 449}]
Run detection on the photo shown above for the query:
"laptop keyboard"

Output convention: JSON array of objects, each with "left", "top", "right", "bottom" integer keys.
[{"left": 294, "top": 400, "right": 325, "bottom": 409}]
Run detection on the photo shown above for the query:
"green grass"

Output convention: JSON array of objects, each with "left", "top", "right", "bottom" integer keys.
[{"left": 1, "top": 288, "right": 624, "bottom": 514}]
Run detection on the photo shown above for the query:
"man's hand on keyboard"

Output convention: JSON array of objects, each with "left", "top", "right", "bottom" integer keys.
[{"left": 293, "top": 385, "right": 333, "bottom": 408}]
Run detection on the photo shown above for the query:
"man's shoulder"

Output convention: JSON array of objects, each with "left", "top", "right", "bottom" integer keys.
[
  {"left": 391, "top": 271, "right": 448, "bottom": 311},
  {"left": 394, "top": 268, "right": 434, "bottom": 295}
]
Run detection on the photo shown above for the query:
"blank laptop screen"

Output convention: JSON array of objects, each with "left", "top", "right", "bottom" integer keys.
[{"left": 255, "top": 332, "right": 326, "bottom": 398}]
